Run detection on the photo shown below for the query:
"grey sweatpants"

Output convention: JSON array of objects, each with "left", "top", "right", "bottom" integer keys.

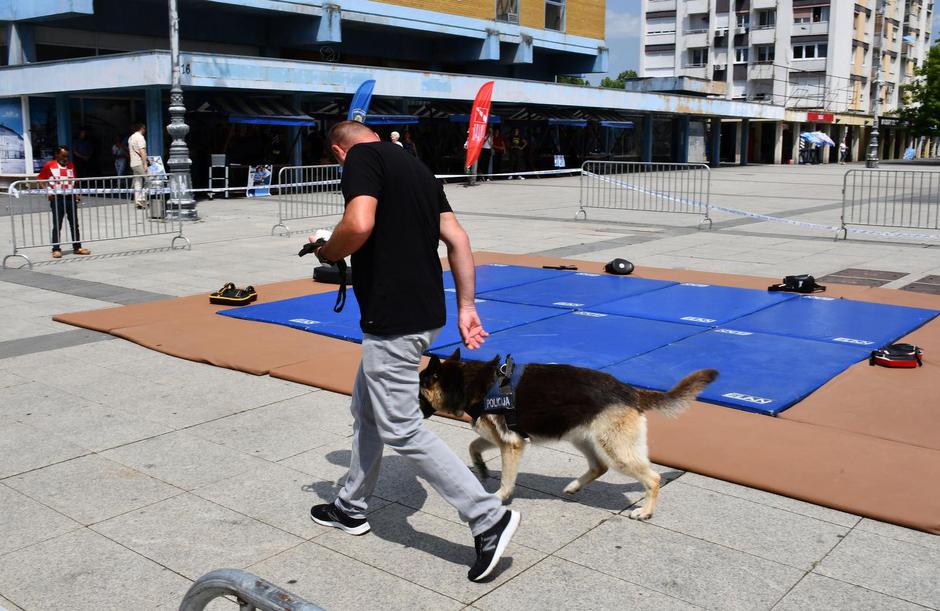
[{"left": 335, "top": 329, "right": 505, "bottom": 536}]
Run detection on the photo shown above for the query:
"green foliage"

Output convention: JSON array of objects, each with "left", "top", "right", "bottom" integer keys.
[
  {"left": 599, "top": 69, "right": 639, "bottom": 89},
  {"left": 898, "top": 44, "right": 940, "bottom": 137},
  {"left": 557, "top": 75, "right": 589, "bottom": 86}
]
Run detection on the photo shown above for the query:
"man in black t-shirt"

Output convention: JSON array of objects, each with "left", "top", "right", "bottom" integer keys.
[{"left": 308, "top": 121, "right": 519, "bottom": 583}]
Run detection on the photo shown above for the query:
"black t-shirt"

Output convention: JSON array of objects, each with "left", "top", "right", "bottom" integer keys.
[{"left": 340, "top": 141, "right": 453, "bottom": 336}]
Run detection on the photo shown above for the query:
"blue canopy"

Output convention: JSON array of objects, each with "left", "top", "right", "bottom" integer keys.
[
  {"left": 448, "top": 114, "right": 502, "bottom": 124},
  {"left": 600, "top": 121, "right": 635, "bottom": 129},
  {"left": 200, "top": 98, "right": 317, "bottom": 127},
  {"left": 548, "top": 118, "right": 589, "bottom": 127}
]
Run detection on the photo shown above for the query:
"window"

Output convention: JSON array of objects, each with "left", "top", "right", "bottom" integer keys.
[
  {"left": 545, "top": 0, "right": 565, "bottom": 31},
  {"left": 795, "top": 7, "right": 829, "bottom": 23},
  {"left": 734, "top": 46, "right": 749, "bottom": 63},
  {"left": 496, "top": 0, "right": 519, "bottom": 24},
  {"left": 688, "top": 48, "right": 709, "bottom": 66},
  {"left": 793, "top": 42, "right": 828, "bottom": 60},
  {"left": 756, "top": 45, "right": 775, "bottom": 63},
  {"left": 736, "top": 13, "right": 750, "bottom": 28},
  {"left": 757, "top": 10, "right": 776, "bottom": 29}
]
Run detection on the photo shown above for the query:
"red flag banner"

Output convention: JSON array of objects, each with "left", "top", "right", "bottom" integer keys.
[{"left": 465, "top": 81, "right": 494, "bottom": 171}]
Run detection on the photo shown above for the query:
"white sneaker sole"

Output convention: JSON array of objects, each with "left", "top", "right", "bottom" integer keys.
[
  {"left": 310, "top": 514, "right": 371, "bottom": 536},
  {"left": 472, "top": 510, "right": 520, "bottom": 582}
]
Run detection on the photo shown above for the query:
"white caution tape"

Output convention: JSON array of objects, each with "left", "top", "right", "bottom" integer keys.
[
  {"left": 435, "top": 168, "right": 583, "bottom": 180},
  {"left": 583, "top": 171, "right": 940, "bottom": 242}
]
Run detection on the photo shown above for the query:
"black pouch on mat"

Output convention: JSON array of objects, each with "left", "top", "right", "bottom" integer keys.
[{"left": 768, "top": 274, "right": 826, "bottom": 294}]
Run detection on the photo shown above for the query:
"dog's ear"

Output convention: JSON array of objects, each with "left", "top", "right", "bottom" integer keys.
[
  {"left": 447, "top": 348, "right": 461, "bottom": 362},
  {"left": 427, "top": 355, "right": 441, "bottom": 373}
]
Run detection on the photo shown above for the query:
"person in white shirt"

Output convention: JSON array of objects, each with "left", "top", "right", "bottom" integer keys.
[
  {"left": 128, "top": 123, "right": 149, "bottom": 209},
  {"left": 390, "top": 131, "right": 403, "bottom": 147}
]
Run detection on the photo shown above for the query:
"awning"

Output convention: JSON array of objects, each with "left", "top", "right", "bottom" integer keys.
[
  {"left": 548, "top": 118, "right": 588, "bottom": 127},
  {"left": 600, "top": 121, "right": 636, "bottom": 129},
  {"left": 308, "top": 99, "right": 418, "bottom": 125},
  {"left": 196, "top": 98, "right": 317, "bottom": 126},
  {"left": 448, "top": 114, "right": 502, "bottom": 124}
]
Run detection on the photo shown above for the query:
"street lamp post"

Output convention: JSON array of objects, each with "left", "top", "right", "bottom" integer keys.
[
  {"left": 166, "top": 0, "right": 197, "bottom": 219},
  {"left": 867, "top": 0, "right": 887, "bottom": 169}
]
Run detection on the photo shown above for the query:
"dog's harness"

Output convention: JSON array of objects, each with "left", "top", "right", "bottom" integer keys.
[
  {"left": 466, "top": 355, "right": 528, "bottom": 438},
  {"left": 869, "top": 343, "right": 924, "bottom": 368}
]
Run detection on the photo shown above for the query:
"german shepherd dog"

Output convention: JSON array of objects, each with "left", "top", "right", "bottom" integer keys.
[{"left": 419, "top": 349, "right": 717, "bottom": 520}]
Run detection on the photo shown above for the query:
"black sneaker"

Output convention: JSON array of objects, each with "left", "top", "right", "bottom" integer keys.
[
  {"left": 467, "top": 510, "right": 520, "bottom": 582},
  {"left": 310, "top": 503, "right": 371, "bottom": 536}
]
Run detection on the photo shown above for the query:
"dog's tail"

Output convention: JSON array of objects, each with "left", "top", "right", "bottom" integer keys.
[{"left": 640, "top": 369, "right": 718, "bottom": 418}]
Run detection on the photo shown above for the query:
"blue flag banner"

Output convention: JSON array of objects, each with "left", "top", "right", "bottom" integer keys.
[{"left": 348, "top": 80, "right": 376, "bottom": 123}]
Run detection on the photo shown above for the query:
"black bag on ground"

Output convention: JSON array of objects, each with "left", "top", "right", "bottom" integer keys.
[
  {"left": 209, "top": 282, "right": 257, "bottom": 306},
  {"left": 768, "top": 274, "right": 826, "bottom": 294},
  {"left": 604, "top": 258, "right": 634, "bottom": 275}
]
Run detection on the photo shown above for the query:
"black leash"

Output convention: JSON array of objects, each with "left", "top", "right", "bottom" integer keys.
[{"left": 298, "top": 240, "right": 347, "bottom": 313}]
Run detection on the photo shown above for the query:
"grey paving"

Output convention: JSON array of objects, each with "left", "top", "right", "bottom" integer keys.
[{"left": 0, "top": 163, "right": 938, "bottom": 610}]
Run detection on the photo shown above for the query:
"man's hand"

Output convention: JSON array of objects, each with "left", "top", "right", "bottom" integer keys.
[{"left": 458, "top": 305, "right": 488, "bottom": 349}]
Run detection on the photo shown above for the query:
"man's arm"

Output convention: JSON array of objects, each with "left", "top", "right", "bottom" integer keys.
[
  {"left": 140, "top": 148, "right": 149, "bottom": 167},
  {"left": 440, "top": 211, "right": 488, "bottom": 349},
  {"left": 312, "top": 195, "right": 377, "bottom": 263}
]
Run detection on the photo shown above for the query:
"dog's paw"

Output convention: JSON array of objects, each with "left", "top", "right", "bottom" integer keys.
[
  {"left": 496, "top": 487, "right": 513, "bottom": 502},
  {"left": 628, "top": 507, "right": 653, "bottom": 521},
  {"left": 472, "top": 460, "right": 490, "bottom": 481},
  {"left": 563, "top": 480, "right": 582, "bottom": 495}
]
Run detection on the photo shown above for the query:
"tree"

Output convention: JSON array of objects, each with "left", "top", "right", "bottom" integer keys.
[
  {"left": 898, "top": 44, "right": 940, "bottom": 138},
  {"left": 557, "top": 75, "right": 589, "bottom": 86},
  {"left": 600, "top": 69, "right": 639, "bottom": 89}
]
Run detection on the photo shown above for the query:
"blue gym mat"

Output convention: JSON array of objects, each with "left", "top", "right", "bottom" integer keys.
[
  {"left": 219, "top": 290, "right": 564, "bottom": 347},
  {"left": 429, "top": 311, "right": 705, "bottom": 370},
  {"left": 726, "top": 295, "right": 939, "bottom": 348},
  {"left": 479, "top": 272, "right": 676, "bottom": 309},
  {"left": 443, "top": 264, "right": 572, "bottom": 294},
  {"left": 602, "top": 329, "right": 874, "bottom": 415},
  {"left": 592, "top": 283, "right": 797, "bottom": 327}
]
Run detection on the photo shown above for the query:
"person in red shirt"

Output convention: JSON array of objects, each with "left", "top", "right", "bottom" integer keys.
[{"left": 37, "top": 145, "right": 90, "bottom": 258}]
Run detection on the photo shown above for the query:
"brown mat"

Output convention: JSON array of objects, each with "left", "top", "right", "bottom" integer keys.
[{"left": 54, "top": 252, "right": 940, "bottom": 534}]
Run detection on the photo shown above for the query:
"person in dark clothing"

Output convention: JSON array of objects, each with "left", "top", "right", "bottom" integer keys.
[
  {"left": 72, "top": 128, "right": 95, "bottom": 178},
  {"left": 308, "top": 120, "right": 519, "bottom": 583},
  {"left": 507, "top": 127, "right": 527, "bottom": 179}
]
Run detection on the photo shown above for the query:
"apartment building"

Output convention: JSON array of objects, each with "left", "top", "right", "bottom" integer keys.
[{"left": 640, "top": 0, "right": 933, "bottom": 114}]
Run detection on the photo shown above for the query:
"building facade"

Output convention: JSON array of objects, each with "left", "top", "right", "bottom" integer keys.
[{"left": 640, "top": 0, "right": 933, "bottom": 114}]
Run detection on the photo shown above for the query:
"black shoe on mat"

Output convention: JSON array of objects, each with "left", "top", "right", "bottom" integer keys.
[
  {"left": 310, "top": 503, "right": 371, "bottom": 536},
  {"left": 468, "top": 510, "right": 520, "bottom": 582}
]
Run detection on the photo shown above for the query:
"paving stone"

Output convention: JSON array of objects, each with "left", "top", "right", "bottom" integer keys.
[
  {"left": 92, "top": 493, "right": 304, "bottom": 580},
  {"left": 474, "top": 556, "right": 698, "bottom": 611},
  {"left": 0, "top": 594, "right": 23, "bottom": 610},
  {"left": 188, "top": 395, "right": 347, "bottom": 461},
  {"left": 0, "top": 421, "right": 87, "bottom": 478},
  {"left": 0, "top": 483, "right": 80, "bottom": 557},
  {"left": 815, "top": 528, "right": 940, "bottom": 609},
  {"left": 313, "top": 502, "right": 545, "bottom": 604},
  {"left": 675, "top": 472, "right": 861, "bottom": 528},
  {"left": 192, "top": 461, "right": 371, "bottom": 539},
  {"left": 556, "top": 515, "right": 803, "bottom": 610},
  {"left": 247, "top": 541, "right": 464, "bottom": 611},
  {"left": 855, "top": 518, "right": 940, "bottom": 552},
  {"left": 774, "top": 573, "right": 926, "bottom": 611},
  {"left": 100, "top": 431, "right": 269, "bottom": 490},
  {"left": 0, "top": 529, "right": 190, "bottom": 611},
  {"left": 5, "top": 454, "right": 181, "bottom": 525},
  {"left": 0, "top": 370, "right": 28, "bottom": 389},
  {"left": 645, "top": 480, "right": 849, "bottom": 571}
]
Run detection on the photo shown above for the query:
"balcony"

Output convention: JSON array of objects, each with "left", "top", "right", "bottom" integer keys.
[
  {"left": 792, "top": 21, "right": 830, "bottom": 37},
  {"left": 752, "top": 0, "right": 777, "bottom": 8},
  {"left": 750, "top": 26, "right": 776, "bottom": 44},
  {"left": 681, "top": 65, "right": 709, "bottom": 79},
  {"left": 648, "top": 0, "right": 677, "bottom": 9},
  {"left": 748, "top": 62, "right": 775, "bottom": 80},
  {"left": 793, "top": 57, "right": 827, "bottom": 71},
  {"left": 683, "top": 30, "right": 709, "bottom": 46}
]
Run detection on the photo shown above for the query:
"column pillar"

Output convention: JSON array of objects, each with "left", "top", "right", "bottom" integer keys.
[
  {"left": 709, "top": 117, "right": 721, "bottom": 168},
  {"left": 145, "top": 87, "right": 165, "bottom": 160},
  {"left": 791, "top": 122, "right": 801, "bottom": 164},
  {"left": 641, "top": 115, "right": 653, "bottom": 163},
  {"left": 676, "top": 116, "right": 690, "bottom": 163},
  {"left": 733, "top": 122, "right": 742, "bottom": 165},
  {"left": 740, "top": 119, "right": 750, "bottom": 166},
  {"left": 55, "top": 94, "right": 72, "bottom": 149},
  {"left": 773, "top": 121, "right": 784, "bottom": 164},
  {"left": 753, "top": 122, "right": 763, "bottom": 163},
  {"left": 6, "top": 23, "right": 36, "bottom": 65},
  {"left": 821, "top": 124, "right": 831, "bottom": 164},
  {"left": 289, "top": 93, "right": 303, "bottom": 166}
]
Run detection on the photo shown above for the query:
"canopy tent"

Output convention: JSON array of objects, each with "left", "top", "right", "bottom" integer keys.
[
  {"left": 195, "top": 99, "right": 317, "bottom": 126},
  {"left": 800, "top": 131, "right": 835, "bottom": 146}
]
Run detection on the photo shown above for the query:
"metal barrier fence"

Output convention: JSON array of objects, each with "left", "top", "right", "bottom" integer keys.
[
  {"left": 179, "top": 569, "right": 323, "bottom": 611},
  {"left": 578, "top": 161, "right": 712, "bottom": 228},
  {"left": 272, "top": 164, "right": 343, "bottom": 236},
  {"left": 3, "top": 174, "right": 190, "bottom": 269},
  {"left": 840, "top": 169, "right": 940, "bottom": 239}
]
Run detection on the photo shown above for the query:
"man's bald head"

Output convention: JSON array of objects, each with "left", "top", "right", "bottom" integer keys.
[{"left": 329, "top": 121, "right": 380, "bottom": 165}]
